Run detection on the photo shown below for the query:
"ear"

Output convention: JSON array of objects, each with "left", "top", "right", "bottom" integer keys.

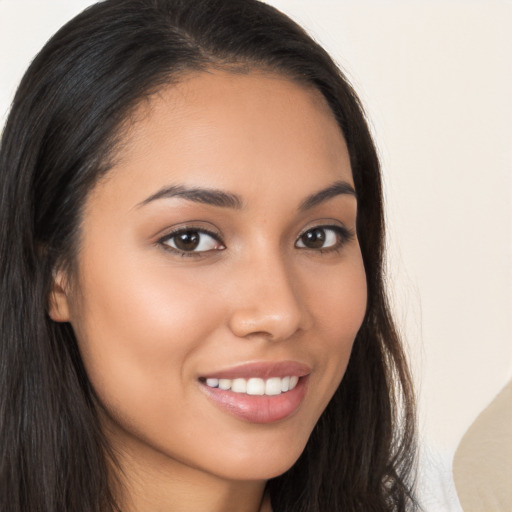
[{"left": 48, "top": 270, "right": 71, "bottom": 322}]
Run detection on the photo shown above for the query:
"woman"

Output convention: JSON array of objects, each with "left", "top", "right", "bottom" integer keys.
[{"left": 0, "top": 0, "right": 417, "bottom": 511}]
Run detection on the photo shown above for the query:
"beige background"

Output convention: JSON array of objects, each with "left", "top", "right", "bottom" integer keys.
[
  {"left": 1, "top": 1, "right": 511, "bottom": 510},
  {"left": 453, "top": 379, "right": 512, "bottom": 511}
]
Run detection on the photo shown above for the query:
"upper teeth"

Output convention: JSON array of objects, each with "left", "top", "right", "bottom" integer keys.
[{"left": 205, "top": 376, "right": 299, "bottom": 396}]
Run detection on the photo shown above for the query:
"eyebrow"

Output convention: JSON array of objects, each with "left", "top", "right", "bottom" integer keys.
[
  {"left": 137, "top": 179, "right": 356, "bottom": 211},
  {"left": 137, "top": 185, "right": 243, "bottom": 209},
  {"left": 298, "top": 180, "right": 356, "bottom": 211}
]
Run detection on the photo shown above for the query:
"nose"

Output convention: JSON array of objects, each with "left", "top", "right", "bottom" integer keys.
[{"left": 227, "top": 252, "right": 311, "bottom": 341}]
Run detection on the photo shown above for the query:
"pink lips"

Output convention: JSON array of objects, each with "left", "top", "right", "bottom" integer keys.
[
  {"left": 201, "top": 361, "right": 311, "bottom": 380},
  {"left": 199, "top": 361, "right": 311, "bottom": 424}
]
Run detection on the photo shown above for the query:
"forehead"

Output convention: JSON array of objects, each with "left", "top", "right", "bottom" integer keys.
[{"left": 98, "top": 69, "right": 352, "bottom": 208}]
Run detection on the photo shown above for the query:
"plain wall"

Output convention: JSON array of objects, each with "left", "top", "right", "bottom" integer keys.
[{"left": 1, "top": 1, "right": 511, "bottom": 510}]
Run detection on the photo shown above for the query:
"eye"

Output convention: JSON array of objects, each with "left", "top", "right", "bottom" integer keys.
[
  {"left": 160, "top": 228, "right": 224, "bottom": 254},
  {"left": 295, "top": 225, "right": 352, "bottom": 251}
]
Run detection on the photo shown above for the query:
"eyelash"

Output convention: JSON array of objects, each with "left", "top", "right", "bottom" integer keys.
[{"left": 157, "top": 224, "right": 354, "bottom": 258}]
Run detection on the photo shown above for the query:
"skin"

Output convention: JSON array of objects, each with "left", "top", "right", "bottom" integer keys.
[{"left": 50, "top": 70, "right": 367, "bottom": 512}]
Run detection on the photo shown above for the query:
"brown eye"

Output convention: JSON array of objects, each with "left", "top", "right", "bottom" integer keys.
[
  {"left": 173, "top": 231, "right": 200, "bottom": 251},
  {"left": 162, "top": 229, "right": 224, "bottom": 253},
  {"left": 296, "top": 226, "right": 347, "bottom": 250},
  {"left": 299, "top": 228, "right": 327, "bottom": 249}
]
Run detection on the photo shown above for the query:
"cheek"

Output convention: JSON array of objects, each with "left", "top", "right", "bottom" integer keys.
[
  {"left": 69, "top": 248, "right": 225, "bottom": 407},
  {"left": 294, "top": 249, "right": 367, "bottom": 418},
  {"left": 69, "top": 253, "right": 237, "bottom": 467},
  {"left": 310, "top": 252, "right": 367, "bottom": 345}
]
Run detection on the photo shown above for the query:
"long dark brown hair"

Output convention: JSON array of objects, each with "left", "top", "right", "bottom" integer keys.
[{"left": 0, "top": 0, "right": 417, "bottom": 510}]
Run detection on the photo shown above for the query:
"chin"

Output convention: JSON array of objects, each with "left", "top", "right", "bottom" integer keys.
[{"left": 200, "top": 433, "right": 310, "bottom": 482}]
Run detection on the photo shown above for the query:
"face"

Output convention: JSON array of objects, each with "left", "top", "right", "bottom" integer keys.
[{"left": 51, "top": 70, "right": 367, "bottom": 483}]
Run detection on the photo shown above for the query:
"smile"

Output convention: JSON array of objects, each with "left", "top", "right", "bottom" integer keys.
[
  {"left": 199, "top": 362, "right": 310, "bottom": 423},
  {"left": 204, "top": 376, "right": 299, "bottom": 396}
]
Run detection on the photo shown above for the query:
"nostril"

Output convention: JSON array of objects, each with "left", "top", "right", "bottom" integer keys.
[
  {"left": 227, "top": 308, "right": 304, "bottom": 341},
  {"left": 245, "top": 330, "right": 274, "bottom": 340}
]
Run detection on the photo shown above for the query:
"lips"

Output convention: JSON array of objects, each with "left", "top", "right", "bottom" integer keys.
[
  {"left": 200, "top": 360, "right": 311, "bottom": 380},
  {"left": 199, "top": 361, "right": 310, "bottom": 423}
]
